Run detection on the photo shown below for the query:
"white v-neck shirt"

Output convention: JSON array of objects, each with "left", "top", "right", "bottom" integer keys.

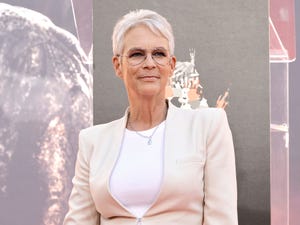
[{"left": 109, "top": 121, "right": 165, "bottom": 218}]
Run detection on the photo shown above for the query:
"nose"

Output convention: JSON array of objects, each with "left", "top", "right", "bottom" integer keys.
[{"left": 143, "top": 54, "right": 156, "bottom": 68}]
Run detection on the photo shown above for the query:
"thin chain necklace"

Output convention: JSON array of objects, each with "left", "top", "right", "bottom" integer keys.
[
  {"left": 127, "top": 120, "right": 161, "bottom": 145},
  {"left": 127, "top": 102, "right": 168, "bottom": 145}
]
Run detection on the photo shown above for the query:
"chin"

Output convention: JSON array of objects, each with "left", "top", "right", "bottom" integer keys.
[{"left": 138, "top": 85, "right": 163, "bottom": 97}]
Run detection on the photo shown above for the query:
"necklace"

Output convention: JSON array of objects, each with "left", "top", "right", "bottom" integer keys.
[
  {"left": 127, "top": 121, "right": 161, "bottom": 145},
  {"left": 127, "top": 101, "right": 168, "bottom": 145}
]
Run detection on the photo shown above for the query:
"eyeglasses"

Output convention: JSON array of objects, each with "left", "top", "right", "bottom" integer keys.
[{"left": 117, "top": 48, "right": 171, "bottom": 66}]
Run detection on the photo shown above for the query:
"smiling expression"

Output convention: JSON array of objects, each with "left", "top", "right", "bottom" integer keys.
[{"left": 113, "top": 25, "right": 176, "bottom": 99}]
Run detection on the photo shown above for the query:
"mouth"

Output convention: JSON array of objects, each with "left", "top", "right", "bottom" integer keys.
[{"left": 138, "top": 75, "right": 160, "bottom": 80}]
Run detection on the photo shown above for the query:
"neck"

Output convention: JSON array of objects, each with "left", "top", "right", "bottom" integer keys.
[{"left": 127, "top": 96, "right": 168, "bottom": 131}]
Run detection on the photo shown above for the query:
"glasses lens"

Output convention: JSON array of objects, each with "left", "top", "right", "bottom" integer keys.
[
  {"left": 153, "top": 55, "right": 169, "bottom": 66},
  {"left": 125, "top": 50, "right": 170, "bottom": 66},
  {"left": 127, "top": 54, "right": 145, "bottom": 66}
]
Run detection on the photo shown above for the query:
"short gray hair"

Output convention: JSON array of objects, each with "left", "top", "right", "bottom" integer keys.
[{"left": 112, "top": 9, "right": 175, "bottom": 56}]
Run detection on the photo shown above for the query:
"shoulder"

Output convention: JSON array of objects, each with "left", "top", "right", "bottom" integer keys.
[
  {"left": 167, "top": 105, "right": 230, "bottom": 139},
  {"left": 197, "top": 107, "right": 228, "bottom": 125},
  {"left": 166, "top": 106, "right": 231, "bottom": 151},
  {"left": 79, "top": 116, "right": 124, "bottom": 143},
  {"left": 194, "top": 108, "right": 229, "bottom": 133},
  {"left": 195, "top": 107, "right": 226, "bottom": 118},
  {"left": 169, "top": 104, "right": 227, "bottom": 125}
]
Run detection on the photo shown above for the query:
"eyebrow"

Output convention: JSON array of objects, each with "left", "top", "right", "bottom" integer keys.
[{"left": 127, "top": 47, "right": 168, "bottom": 52}]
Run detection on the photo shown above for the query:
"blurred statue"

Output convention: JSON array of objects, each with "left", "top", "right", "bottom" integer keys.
[
  {"left": 167, "top": 49, "right": 229, "bottom": 109},
  {"left": 0, "top": 3, "right": 92, "bottom": 225}
]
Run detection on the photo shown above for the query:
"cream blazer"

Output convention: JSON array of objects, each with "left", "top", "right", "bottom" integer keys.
[{"left": 63, "top": 104, "right": 238, "bottom": 225}]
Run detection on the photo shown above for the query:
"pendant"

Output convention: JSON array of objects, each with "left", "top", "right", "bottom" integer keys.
[
  {"left": 137, "top": 218, "right": 142, "bottom": 225},
  {"left": 147, "top": 138, "right": 152, "bottom": 145}
]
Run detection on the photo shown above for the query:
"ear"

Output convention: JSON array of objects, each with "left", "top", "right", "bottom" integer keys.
[
  {"left": 169, "top": 55, "right": 177, "bottom": 77},
  {"left": 112, "top": 56, "right": 123, "bottom": 79}
]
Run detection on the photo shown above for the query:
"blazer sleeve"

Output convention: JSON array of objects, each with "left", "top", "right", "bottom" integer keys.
[
  {"left": 63, "top": 130, "right": 100, "bottom": 225},
  {"left": 203, "top": 109, "right": 238, "bottom": 225}
]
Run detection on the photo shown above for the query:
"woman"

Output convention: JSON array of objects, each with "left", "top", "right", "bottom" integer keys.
[{"left": 64, "top": 9, "right": 238, "bottom": 225}]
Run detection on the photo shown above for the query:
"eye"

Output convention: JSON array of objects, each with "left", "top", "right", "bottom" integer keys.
[
  {"left": 153, "top": 51, "right": 167, "bottom": 57},
  {"left": 128, "top": 52, "right": 144, "bottom": 58}
]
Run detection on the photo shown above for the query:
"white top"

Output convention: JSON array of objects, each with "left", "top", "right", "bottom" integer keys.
[{"left": 109, "top": 121, "right": 165, "bottom": 218}]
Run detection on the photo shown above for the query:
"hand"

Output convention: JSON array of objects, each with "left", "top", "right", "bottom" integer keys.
[{"left": 216, "top": 90, "right": 229, "bottom": 109}]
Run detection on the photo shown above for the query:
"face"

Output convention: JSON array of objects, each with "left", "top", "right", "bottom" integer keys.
[{"left": 113, "top": 25, "right": 176, "bottom": 99}]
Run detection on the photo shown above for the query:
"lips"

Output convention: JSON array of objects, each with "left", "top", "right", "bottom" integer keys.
[{"left": 138, "top": 75, "right": 160, "bottom": 79}]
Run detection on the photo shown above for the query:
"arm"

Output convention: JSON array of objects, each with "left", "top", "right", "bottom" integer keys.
[
  {"left": 203, "top": 109, "right": 238, "bottom": 225},
  {"left": 63, "top": 130, "right": 100, "bottom": 225}
]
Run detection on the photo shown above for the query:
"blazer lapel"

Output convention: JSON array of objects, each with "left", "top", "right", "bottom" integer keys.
[
  {"left": 91, "top": 108, "right": 134, "bottom": 217},
  {"left": 145, "top": 103, "right": 180, "bottom": 215}
]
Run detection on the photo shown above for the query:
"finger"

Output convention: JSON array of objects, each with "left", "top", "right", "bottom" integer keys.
[
  {"left": 217, "top": 95, "right": 222, "bottom": 101},
  {"left": 221, "top": 92, "right": 229, "bottom": 101},
  {"left": 223, "top": 91, "right": 229, "bottom": 98}
]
